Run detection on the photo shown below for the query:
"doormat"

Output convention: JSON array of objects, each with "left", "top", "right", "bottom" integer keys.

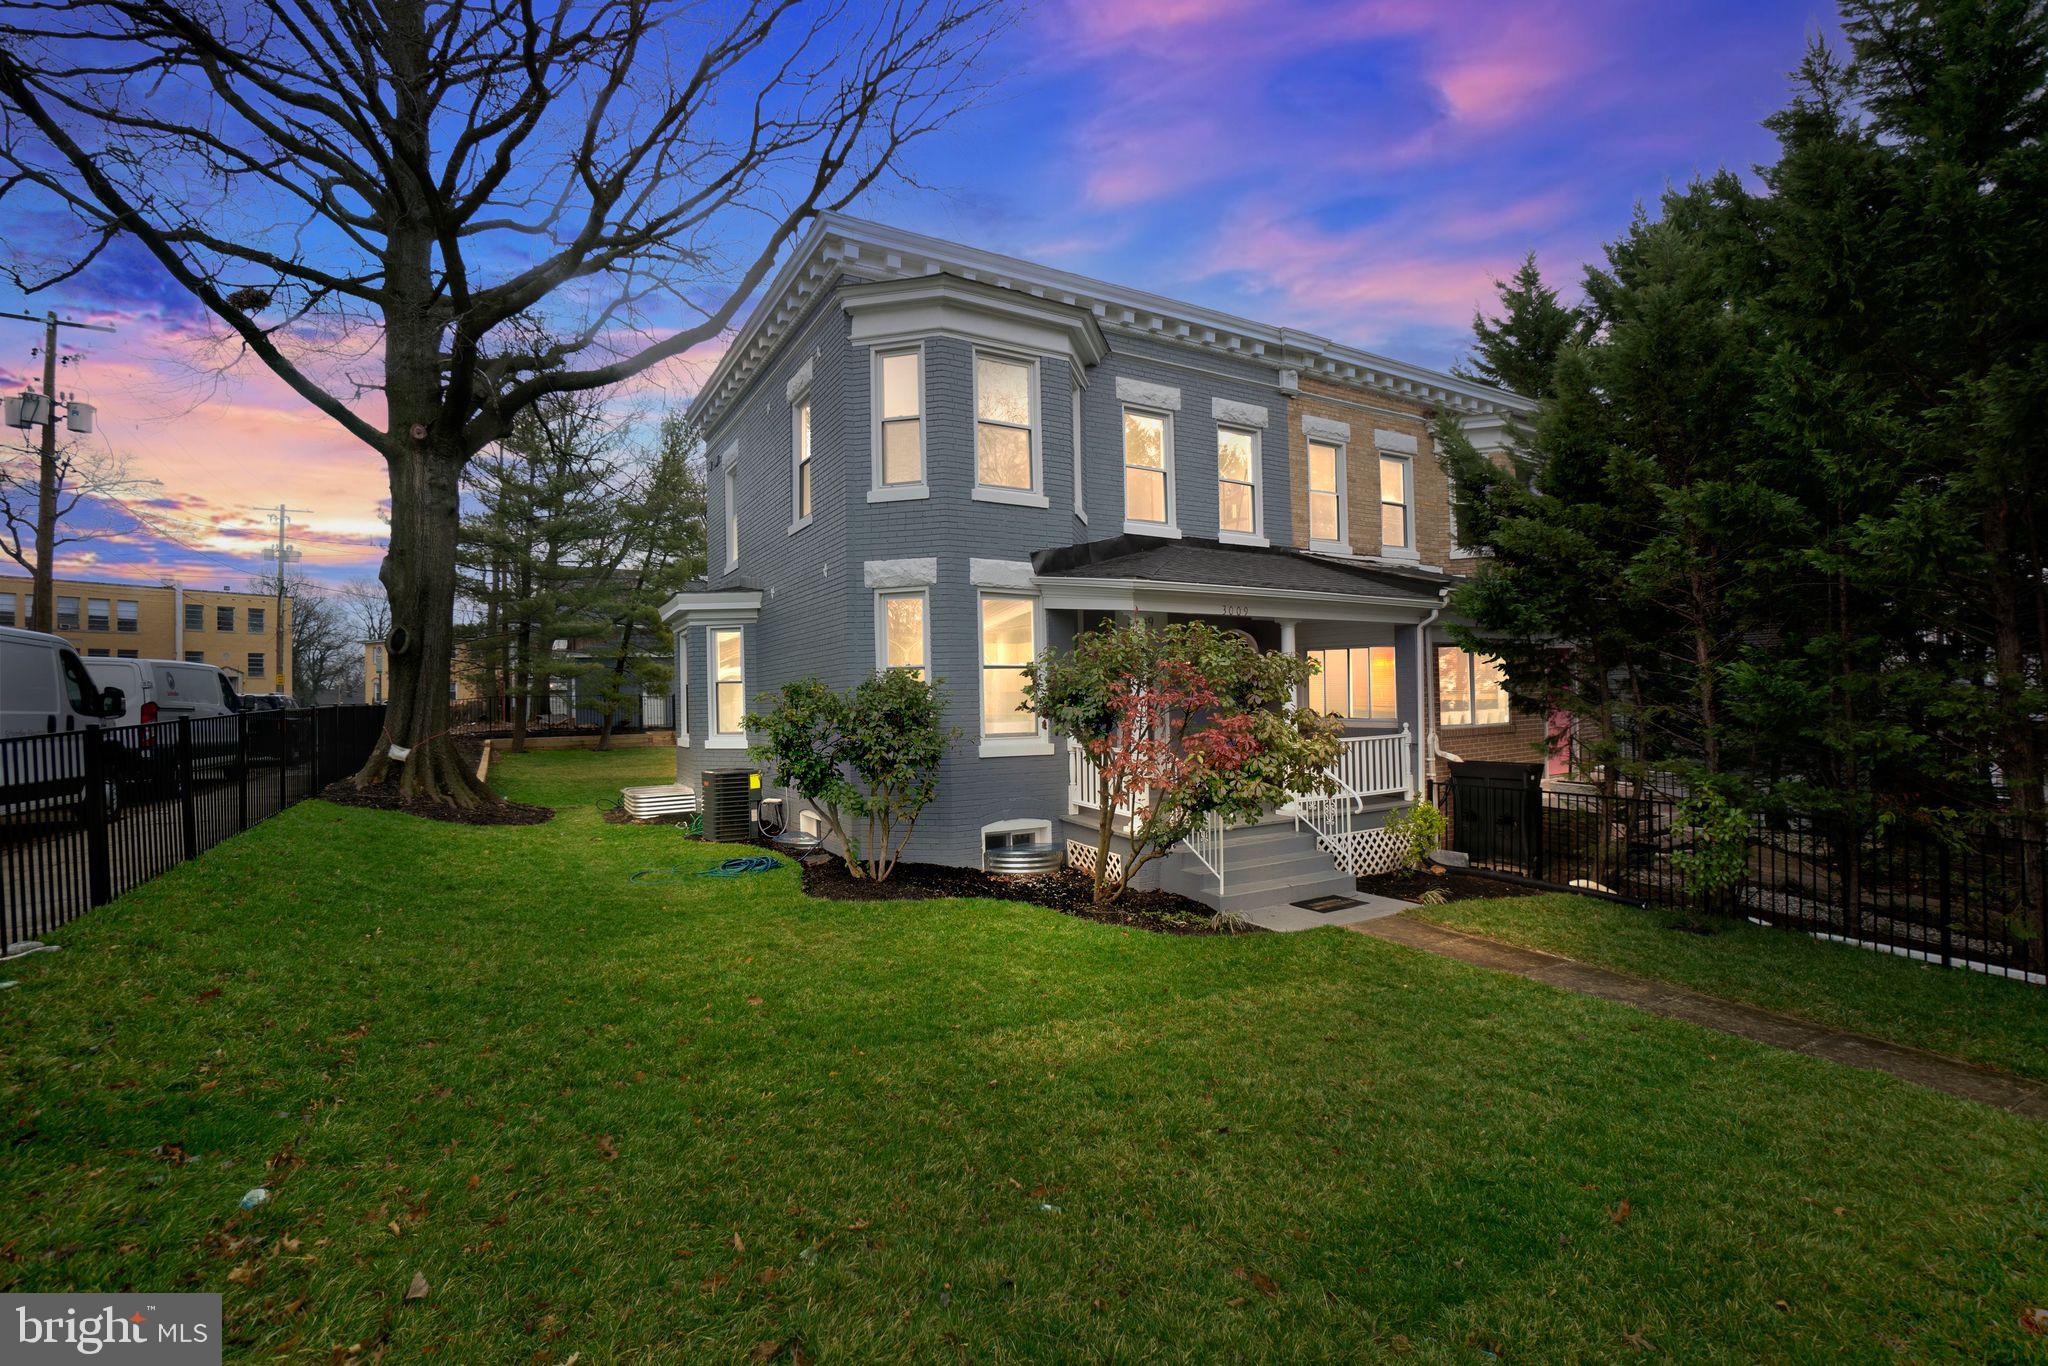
[{"left": 1292, "top": 894, "right": 1364, "bottom": 914}]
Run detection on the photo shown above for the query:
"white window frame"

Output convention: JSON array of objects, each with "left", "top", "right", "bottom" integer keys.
[
  {"left": 1121, "top": 404, "right": 1179, "bottom": 536},
  {"left": 674, "top": 630, "right": 690, "bottom": 745},
  {"left": 976, "top": 590, "right": 1052, "bottom": 757},
  {"left": 873, "top": 587, "right": 931, "bottom": 676},
  {"left": 708, "top": 626, "right": 748, "bottom": 747},
  {"left": 869, "top": 343, "right": 928, "bottom": 502},
  {"left": 971, "top": 348, "right": 1047, "bottom": 507},
  {"left": 1437, "top": 646, "right": 1512, "bottom": 728},
  {"left": 789, "top": 389, "right": 814, "bottom": 533},
  {"left": 722, "top": 459, "right": 739, "bottom": 572},
  {"left": 1306, "top": 645, "right": 1400, "bottom": 723},
  {"left": 1307, "top": 437, "right": 1349, "bottom": 555},
  {"left": 1378, "top": 451, "right": 1415, "bottom": 558},
  {"left": 1215, "top": 422, "right": 1265, "bottom": 546},
  {"left": 980, "top": 817, "right": 1053, "bottom": 869},
  {"left": 798, "top": 809, "right": 823, "bottom": 838},
  {"left": 1071, "top": 386, "right": 1086, "bottom": 521}
]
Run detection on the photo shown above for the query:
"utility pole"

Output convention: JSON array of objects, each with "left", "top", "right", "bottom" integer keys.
[
  {"left": 257, "top": 504, "right": 309, "bottom": 697},
  {"left": 2, "top": 308, "right": 115, "bottom": 632}
]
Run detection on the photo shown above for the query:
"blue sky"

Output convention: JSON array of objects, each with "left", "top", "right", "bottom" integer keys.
[{"left": 0, "top": 0, "right": 1840, "bottom": 592}]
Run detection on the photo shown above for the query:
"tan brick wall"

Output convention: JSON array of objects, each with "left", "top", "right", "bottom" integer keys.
[
  {"left": 1286, "top": 377, "right": 1454, "bottom": 566},
  {"left": 0, "top": 574, "right": 292, "bottom": 688}
]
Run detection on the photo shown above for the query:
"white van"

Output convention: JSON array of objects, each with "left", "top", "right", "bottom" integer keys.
[
  {"left": 0, "top": 625, "right": 127, "bottom": 814},
  {"left": 83, "top": 657, "right": 241, "bottom": 728}
]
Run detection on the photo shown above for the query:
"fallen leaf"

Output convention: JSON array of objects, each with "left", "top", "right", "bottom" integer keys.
[
  {"left": 746, "top": 997, "right": 764, "bottom": 1007},
  {"left": 730, "top": 1231, "right": 744, "bottom": 1252},
  {"left": 1230, "top": 1266, "right": 1278, "bottom": 1298},
  {"left": 596, "top": 1135, "right": 618, "bottom": 1161},
  {"left": 466, "top": 1175, "right": 481, "bottom": 1190},
  {"left": 748, "top": 1342, "right": 781, "bottom": 1363},
  {"left": 405, "top": 1270, "right": 429, "bottom": 1301},
  {"left": 2022, "top": 1307, "right": 2048, "bottom": 1335},
  {"left": 1609, "top": 1199, "right": 1632, "bottom": 1225},
  {"left": 194, "top": 988, "right": 222, "bottom": 1004}
]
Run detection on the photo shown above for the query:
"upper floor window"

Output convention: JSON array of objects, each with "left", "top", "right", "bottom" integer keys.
[
  {"left": 974, "top": 353, "right": 1036, "bottom": 494},
  {"left": 1438, "top": 647, "right": 1510, "bottom": 727},
  {"left": 723, "top": 462, "right": 739, "bottom": 571},
  {"left": 185, "top": 601, "right": 203, "bottom": 631},
  {"left": 86, "top": 598, "right": 109, "bottom": 631},
  {"left": 248, "top": 652, "right": 266, "bottom": 679},
  {"left": 216, "top": 605, "right": 235, "bottom": 632},
  {"left": 1123, "top": 408, "right": 1172, "bottom": 528},
  {"left": 875, "top": 348, "right": 923, "bottom": 491},
  {"left": 1071, "top": 388, "right": 1085, "bottom": 520},
  {"left": 876, "top": 589, "right": 928, "bottom": 677},
  {"left": 57, "top": 596, "right": 80, "bottom": 631},
  {"left": 1379, "top": 454, "right": 1411, "bottom": 552},
  {"left": 1307, "top": 646, "right": 1398, "bottom": 721},
  {"left": 0, "top": 593, "right": 15, "bottom": 627},
  {"left": 1308, "top": 439, "right": 1345, "bottom": 546},
  {"left": 1217, "top": 425, "right": 1259, "bottom": 537},
  {"left": 249, "top": 606, "right": 266, "bottom": 634},
  {"left": 116, "top": 600, "right": 137, "bottom": 632},
  {"left": 790, "top": 394, "right": 813, "bottom": 529},
  {"left": 711, "top": 627, "right": 746, "bottom": 738}
]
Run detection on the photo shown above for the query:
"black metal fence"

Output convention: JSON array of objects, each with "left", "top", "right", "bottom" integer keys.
[
  {"left": 0, "top": 705, "right": 386, "bottom": 949},
  {"left": 1432, "top": 776, "right": 2048, "bottom": 985}
]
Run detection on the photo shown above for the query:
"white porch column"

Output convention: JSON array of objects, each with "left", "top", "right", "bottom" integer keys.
[{"left": 1278, "top": 619, "right": 1299, "bottom": 709}]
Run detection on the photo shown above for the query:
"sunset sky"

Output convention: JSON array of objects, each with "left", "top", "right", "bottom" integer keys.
[{"left": 0, "top": 0, "right": 1838, "bottom": 597}]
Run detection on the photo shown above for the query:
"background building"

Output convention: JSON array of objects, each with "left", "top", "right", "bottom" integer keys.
[{"left": 0, "top": 574, "right": 293, "bottom": 689}]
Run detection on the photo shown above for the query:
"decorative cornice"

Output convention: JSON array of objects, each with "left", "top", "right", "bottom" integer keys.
[
  {"left": 1302, "top": 414, "right": 1352, "bottom": 443},
  {"left": 691, "top": 214, "right": 1536, "bottom": 439},
  {"left": 1115, "top": 376, "right": 1181, "bottom": 411},
  {"left": 1213, "top": 396, "right": 1268, "bottom": 429}
]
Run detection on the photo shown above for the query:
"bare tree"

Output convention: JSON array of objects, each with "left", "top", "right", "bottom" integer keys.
[
  {"left": 0, "top": 0, "right": 1007, "bottom": 802},
  {"left": 0, "top": 432, "right": 158, "bottom": 588}
]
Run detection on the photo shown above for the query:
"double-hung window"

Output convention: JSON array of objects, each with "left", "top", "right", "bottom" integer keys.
[
  {"left": 874, "top": 347, "right": 924, "bottom": 493},
  {"left": 116, "top": 600, "right": 137, "bottom": 633},
  {"left": 1123, "top": 408, "right": 1172, "bottom": 528},
  {"left": 1217, "top": 425, "right": 1259, "bottom": 537},
  {"left": 711, "top": 628, "right": 747, "bottom": 740},
  {"left": 86, "top": 598, "right": 109, "bottom": 631},
  {"left": 978, "top": 593, "right": 1039, "bottom": 745},
  {"left": 1307, "top": 646, "right": 1398, "bottom": 721},
  {"left": 790, "top": 393, "right": 813, "bottom": 529},
  {"left": 248, "top": 652, "right": 266, "bottom": 679},
  {"left": 217, "top": 605, "right": 235, "bottom": 632},
  {"left": 56, "top": 596, "right": 80, "bottom": 631},
  {"left": 723, "top": 461, "right": 739, "bottom": 572},
  {"left": 1437, "top": 647, "right": 1510, "bottom": 726},
  {"left": 1308, "top": 439, "right": 1345, "bottom": 547},
  {"left": 1379, "top": 454, "right": 1412, "bottom": 553},
  {"left": 185, "top": 601, "right": 203, "bottom": 631},
  {"left": 974, "top": 353, "right": 1038, "bottom": 498},
  {"left": 249, "top": 606, "right": 266, "bottom": 634},
  {"left": 876, "top": 590, "right": 928, "bottom": 677},
  {"left": 0, "top": 593, "right": 15, "bottom": 627}
]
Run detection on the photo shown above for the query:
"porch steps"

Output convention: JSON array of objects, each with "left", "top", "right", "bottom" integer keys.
[{"left": 1169, "top": 822, "right": 1359, "bottom": 914}]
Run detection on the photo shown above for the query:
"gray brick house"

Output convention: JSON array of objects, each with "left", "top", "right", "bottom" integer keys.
[{"left": 661, "top": 216, "right": 1539, "bottom": 911}]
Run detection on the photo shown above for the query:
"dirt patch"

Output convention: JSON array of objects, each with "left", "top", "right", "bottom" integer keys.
[
  {"left": 1355, "top": 865, "right": 1545, "bottom": 903},
  {"left": 793, "top": 851, "right": 1243, "bottom": 935},
  {"left": 317, "top": 778, "right": 554, "bottom": 826}
]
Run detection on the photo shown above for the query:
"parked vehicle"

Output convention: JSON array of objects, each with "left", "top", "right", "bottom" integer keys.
[
  {"left": 83, "top": 657, "right": 242, "bottom": 727},
  {"left": 0, "top": 625, "right": 126, "bottom": 814},
  {"left": 239, "top": 693, "right": 297, "bottom": 712}
]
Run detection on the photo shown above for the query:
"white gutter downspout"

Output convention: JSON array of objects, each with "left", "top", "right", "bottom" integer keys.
[
  {"left": 1419, "top": 590, "right": 1462, "bottom": 796},
  {"left": 172, "top": 584, "right": 184, "bottom": 658}
]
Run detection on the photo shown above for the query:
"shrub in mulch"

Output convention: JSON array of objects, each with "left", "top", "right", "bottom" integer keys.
[
  {"left": 789, "top": 850, "right": 1242, "bottom": 936},
  {"left": 1355, "top": 865, "right": 1543, "bottom": 903},
  {"left": 316, "top": 778, "right": 554, "bottom": 826}
]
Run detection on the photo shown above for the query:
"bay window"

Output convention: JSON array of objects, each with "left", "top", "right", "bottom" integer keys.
[
  {"left": 1437, "top": 647, "right": 1510, "bottom": 726},
  {"left": 711, "top": 628, "right": 747, "bottom": 740},
  {"left": 978, "top": 593, "right": 1039, "bottom": 743},
  {"left": 875, "top": 347, "right": 923, "bottom": 491},
  {"left": 974, "top": 352, "right": 1036, "bottom": 494},
  {"left": 876, "top": 589, "right": 928, "bottom": 677}
]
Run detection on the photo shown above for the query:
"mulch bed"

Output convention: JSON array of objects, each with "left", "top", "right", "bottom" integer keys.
[
  {"left": 1355, "top": 865, "right": 1545, "bottom": 903},
  {"left": 789, "top": 850, "right": 1242, "bottom": 935},
  {"left": 317, "top": 778, "right": 554, "bottom": 826}
]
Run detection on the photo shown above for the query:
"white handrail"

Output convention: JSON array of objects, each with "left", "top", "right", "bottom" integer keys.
[
  {"left": 1182, "top": 810, "right": 1226, "bottom": 893},
  {"left": 1331, "top": 728, "right": 1412, "bottom": 802}
]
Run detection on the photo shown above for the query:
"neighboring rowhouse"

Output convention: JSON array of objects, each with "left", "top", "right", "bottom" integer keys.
[
  {"left": 663, "top": 216, "right": 1556, "bottom": 910},
  {"left": 0, "top": 573, "right": 291, "bottom": 688}
]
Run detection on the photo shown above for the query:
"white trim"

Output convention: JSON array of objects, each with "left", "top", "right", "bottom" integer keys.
[
  {"left": 972, "top": 348, "right": 1043, "bottom": 500},
  {"left": 1121, "top": 403, "right": 1177, "bottom": 535},
  {"left": 1216, "top": 420, "right": 1262, "bottom": 541},
  {"left": 716, "top": 440, "right": 738, "bottom": 468},
  {"left": 1115, "top": 375, "right": 1181, "bottom": 411},
  {"left": 1377, "top": 451, "right": 1415, "bottom": 558},
  {"left": 1373, "top": 427, "right": 1418, "bottom": 455},
  {"left": 674, "top": 629, "right": 689, "bottom": 745},
  {"left": 1306, "top": 432, "right": 1347, "bottom": 556},
  {"left": 1035, "top": 575, "right": 1435, "bottom": 621},
  {"left": 783, "top": 356, "right": 814, "bottom": 403},
  {"left": 788, "top": 390, "right": 814, "bottom": 534},
  {"left": 863, "top": 557, "right": 939, "bottom": 590},
  {"left": 969, "top": 558, "right": 1035, "bottom": 590},
  {"left": 873, "top": 586, "right": 931, "bottom": 675},
  {"left": 1071, "top": 386, "right": 1086, "bottom": 522},
  {"left": 976, "top": 590, "right": 1048, "bottom": 754},
  {"left": 659, "top": 589, "right": 764, "bottom": 625},
  {"left": 1302, "top": 414, "right": 1352, "bottom": 443},
  {"left": 869, "top": 341, "right": 928, "bottom": 500},
  {"left": 705, "top": 735, "right": 750, "bottom": 751},
  {"left": 722, "top": 464, "right": 739, "bottom": 572},
  {"left": 841, "top": 272, "right": 1108, "bottom": 370},
  {"left": 1218, "top": 531, "right": 1271, "bottom": 548},
  {"left": 1212, "top": 396, "right": 1269, "bottom": 428}
]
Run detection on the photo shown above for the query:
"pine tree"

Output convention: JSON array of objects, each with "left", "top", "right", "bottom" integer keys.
[{"left": 1452, "top": 252, "right": 1588, "bottom": 400}]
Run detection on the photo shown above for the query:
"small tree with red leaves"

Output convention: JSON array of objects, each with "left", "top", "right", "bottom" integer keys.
[{"left": 1025, "top": 620, "right": 1337, "bottom": 905}]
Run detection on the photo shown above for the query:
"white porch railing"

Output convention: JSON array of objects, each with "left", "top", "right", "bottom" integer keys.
[{"left": 1332, "top": 728, "right": 1413, "bottom": 803}]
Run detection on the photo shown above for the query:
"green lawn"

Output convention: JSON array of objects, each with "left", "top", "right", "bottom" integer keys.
[
  {"left": 1, "top": 748, "right": 2044, "bottom": 1360},
  {"left": 1414, "top": 893, "right": 2048, "bottom": 1084}
]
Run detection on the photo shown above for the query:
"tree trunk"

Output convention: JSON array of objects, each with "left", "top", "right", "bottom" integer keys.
[{"left": 352, "top": 442, "right": 491, "bottom": 804}]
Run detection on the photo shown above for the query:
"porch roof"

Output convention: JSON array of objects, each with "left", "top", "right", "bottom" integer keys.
[{"left": 1032, "top": 535, "right": 1452, "bottom": 608}]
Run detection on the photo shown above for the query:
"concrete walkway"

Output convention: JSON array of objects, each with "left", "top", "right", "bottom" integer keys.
[
  {"left": 1352, "top": 915, "right": 2048, "bottom": 1121},
  {"left": 1233, "top": 892, "right": 1409, "bottom": 933}
]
